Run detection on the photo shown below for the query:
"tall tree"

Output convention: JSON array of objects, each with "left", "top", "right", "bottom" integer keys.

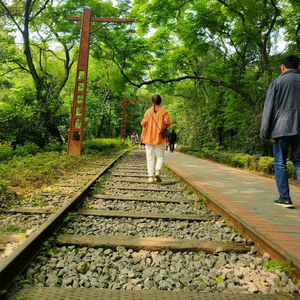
[{"left": 0, "top": 0, "right": 77, "bottom": 145}]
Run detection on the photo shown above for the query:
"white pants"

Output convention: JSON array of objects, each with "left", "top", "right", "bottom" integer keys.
[{"left": 145, "top": 143, "right": 165, "bottom": 177}]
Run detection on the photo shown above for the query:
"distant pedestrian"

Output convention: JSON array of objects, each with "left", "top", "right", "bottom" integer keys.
[
  {"left": 260, "top": 55, "right": 300, "bottom": 208},
  {"left": 140, "top": 132, "right": 145, "bottom": 150},
  {"left": 135, "top": 133, "right": 140, "bottom": 145},
  {"left": 141, "top": 94, "right": 173, "bottom": 183},
  {"left": 130, "top": 132, "right": 136, "bottom": 147},
  {"left": 165, "top": 139, "right": 170, "bottom": 151},
  {"left": 168, "top": 129, "right": 177, "bottom": 153}
]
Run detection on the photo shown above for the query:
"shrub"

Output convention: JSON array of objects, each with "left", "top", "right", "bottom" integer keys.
[
  {"left": 201, "top": 142, "right": 219, "bottom": 151},
  {"left": 249, "top": 155, "right": 260, "bottom": 170},
  {"left": 43, "top": 141, "right": 66, "bottom": 153},
  {"left": 177, "top": 147, "right": 277, "bottom": 176},
  {"left": 82, "top": 139, "right": 126, "bottom": 153},
  {"left": 0, "top": 180, "right": 8, "bottom": 195},
  {"left": 287, "top": 161, "right": 297, "bottom": 180},
  {"left": 230, "top": 153, "right": 252, "bottom": 169},
  {"left": 176, "top": 145, "right": 195, "bottom": 153},
  {"left": 14, "top": 143, "right": 40, "bottom": 157},
  {"left": 0, "top": 144, "right": 13, "bottom": 162},
  {"left": 257, "top": 157, "right": 274, "bottom": 174}
]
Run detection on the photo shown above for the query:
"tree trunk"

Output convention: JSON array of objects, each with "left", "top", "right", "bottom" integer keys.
[{"left": 97, "top": 115, "right": 106, "bottom": 138}]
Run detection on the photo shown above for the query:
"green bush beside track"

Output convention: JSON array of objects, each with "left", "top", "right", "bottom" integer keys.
[{"left": 176, "top": 145, "right": 297, "bottom": 181}]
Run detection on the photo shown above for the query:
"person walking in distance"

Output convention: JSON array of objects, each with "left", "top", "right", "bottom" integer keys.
[
  {"left": 140, "top": 132, "right": 145, "bottom": 150},
  {"left": 260, "top": 55, "right": 300, "bottom": 208},
  {"left": 130, "top": 132, "right": 136, "bottom": 148},
  {"left": 169, "top": 129, "right": 177, "bottom": 153},
  {"left": 141, "top": 95, "right": 173, "bottom": 183}
]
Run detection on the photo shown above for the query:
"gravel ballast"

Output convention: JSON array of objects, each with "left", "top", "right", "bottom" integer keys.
[{"left": 12, "top": 151, "right": 300, "bottom": 294}]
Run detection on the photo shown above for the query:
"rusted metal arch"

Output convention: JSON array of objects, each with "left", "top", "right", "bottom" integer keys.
[{"left": 67, "top": 8, "right": 135, "bottom": 156}]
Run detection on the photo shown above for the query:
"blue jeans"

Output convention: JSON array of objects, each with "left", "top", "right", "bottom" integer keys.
[{"left": 273, "top": 134, "right": 300, "bottom": 198}]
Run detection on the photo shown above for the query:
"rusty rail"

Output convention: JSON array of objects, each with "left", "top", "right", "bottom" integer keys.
[
  {"left": 0, "top": 151, "right": 128, "bottom": 292},
  {"left": 164, "top": 161, "right": 300, "bottom": 280}
]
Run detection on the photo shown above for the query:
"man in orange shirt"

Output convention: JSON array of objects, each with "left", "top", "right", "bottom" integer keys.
[{"left": 141, "top": 95, "right": 173, "bottom": 183}]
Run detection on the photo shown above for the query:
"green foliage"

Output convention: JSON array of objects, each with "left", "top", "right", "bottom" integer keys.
[
  {"left": 0, "top": 139, "right": 123, "bottom": 200},
  {"left": 177, "top": 146, "right": 296, "bottom": 179},
  {"left": 264, "top": 259, "right": 296, "bottom": 275},
  {"left": 257, "top": 157, "right": 275, "bottom": 173},
  {"left": 0, "top": 0, "right": 298, "bottom": 157},
  {"left": 0, "top": 141, "right": 65, "bottom": 163},
  {"left": 31, "top": 198, "right": 46, "bottom": 207},
  {"left": 0, "top": 179, "right": 8, "bottom": 195},
  {"left": 0, "top": 144, "right": 13, "bottom": 162},
  {"left": 92, "top": 182, "right": 106, "bottom": 195},
  {"left": 82, "top": 139, "right": 126, "bottom": 153},
  {"left": 185, "top": 187, "right": 194, "bottom": 195},
  {"left": 43, "top": 141, "right": 66, "bottom": 153},
  {"left": 42, "top": 237, "right": 59, "bottom": 257},
  {"left": 14, "top": 143, "right": 40, "bottom": 157},
  {"left": 0, "top": 139, "right": 126, "bottom": 165},
  {"left": 4, "top": 224, "right": 21, "bottom": 233},
  {"left": 64, "top": 213, "right": 75, "bottom": 223}
]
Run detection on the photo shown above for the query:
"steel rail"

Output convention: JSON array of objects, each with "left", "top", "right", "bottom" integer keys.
[
  {"left": 0, "top": 150, "right": 128, "bottom": 293},
  {"left": 164, "top": 162, "right": 300, "bottom": 280}
]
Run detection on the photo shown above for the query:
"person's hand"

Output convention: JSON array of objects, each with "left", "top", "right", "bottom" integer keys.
[{"left": 269, "top": 138, "right": 276, "bottom": 143}]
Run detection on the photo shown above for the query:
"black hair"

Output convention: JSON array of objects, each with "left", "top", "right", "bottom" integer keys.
[
  {"left": 152, "top": 94, "right": 162, "bottom": 113},
  {"left": 282, "top": 55, "right": 299, "bottom": 70}
]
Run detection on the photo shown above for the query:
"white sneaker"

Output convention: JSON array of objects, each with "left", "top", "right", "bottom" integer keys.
[
  {"left": 148, "top": 176, "right": 154, "bottom": 183},
  {"left": 155, "top": 170, "right": 162, "bottom": 182}
]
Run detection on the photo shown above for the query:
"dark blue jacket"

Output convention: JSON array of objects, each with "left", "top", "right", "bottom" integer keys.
[{"left": 260, "top": 70, "right": 300, "bottom": 139}]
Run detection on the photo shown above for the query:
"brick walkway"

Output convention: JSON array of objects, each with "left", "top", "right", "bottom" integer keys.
[{"left": 164, "top": 151, "right": 300, "bottom": 269}]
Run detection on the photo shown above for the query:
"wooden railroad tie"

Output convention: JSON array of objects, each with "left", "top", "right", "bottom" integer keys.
[
  {"left": 105, "top": 185, "right": 184, "bottom": 192},
  {"left": 92, "top": 194, "right": 193, "bottom": 203},
  {"left": 54, "top": 183, "right": 84, "bottom": 187},
  {"left": 8, "top": 208, "right": 212, "bottom": 222},
  {"left": 9, "top": 207, "right": 57, "bottom": 214},
  {"left": 77, "top": 172, "right": 97, "bottom": 175},
  {"left": 76, "top": 209, "right": 212, "bottom": 221},
  {"left": 115, "top": 167, "right": 147, "bottom": 170},
  {"left": 39, "top": 193, "right": 75, "bottom": 197},
  {"left": 111, "top": 173, "right": 169, "bottom": 178},
  {"left": 117, "top": 164, "right": 147, "bottom": 168},
  {"left": 57, "top": 235, "right": 251, "bottom": 253},
  {"left": 113, "top": 169, "right": 147, "bottom": 173},
  {"left": 107, "top": 178, "right": 177, "bottom": 185}
]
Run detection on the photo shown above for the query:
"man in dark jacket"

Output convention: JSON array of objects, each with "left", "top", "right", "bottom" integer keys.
[
  {"left": 168, "top": 129, "right": 177, "bottom": 153},
  {"left": 260, "top": 55, "right": 300, "bottom": 208}
]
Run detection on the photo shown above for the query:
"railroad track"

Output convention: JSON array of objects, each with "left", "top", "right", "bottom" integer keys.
[{"left": 1, "top": 150, "right": 300, "bottom": 299}]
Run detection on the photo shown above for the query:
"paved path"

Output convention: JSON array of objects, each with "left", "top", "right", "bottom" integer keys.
[{"left": 164, "top": 151, "right": 300, "bottom": 266}]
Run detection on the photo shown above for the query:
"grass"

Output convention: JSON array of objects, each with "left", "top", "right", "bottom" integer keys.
[
  {"left": 264, "top": 259, "right": 296, "bottom": 276},
  {"left": 0, "top": 139, "right": 128, "bottom": 208},
  {"left": 4, "top": 224, "right": 21, "bottom": 233},
  {"left": 42, "top": 237, "right": 59, "bottom": 257}
]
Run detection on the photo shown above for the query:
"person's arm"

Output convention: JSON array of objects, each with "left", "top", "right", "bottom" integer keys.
[
  {"left": 260, "top": 82, "right": 276, "bottom": 140},
  {"left": 141, "top": 110, "right": 148, "bottom": 127},
  {"left": 164, "top": 111, "right": 173, "bottom": 128}
]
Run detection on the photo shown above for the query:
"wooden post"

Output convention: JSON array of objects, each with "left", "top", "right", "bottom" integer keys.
[
  {"left": 120, "top": 99, "right": 141, "bottom": 140},
  {"left": 67, "top": 8, "right": 91, "bottom": 156},
  {"left": 67, "top": 9, "right": 135, "bottom": 156}
]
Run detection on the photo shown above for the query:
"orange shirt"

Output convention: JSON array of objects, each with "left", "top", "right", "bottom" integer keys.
[{"left": 141, "top": 105, "right": 173, "bottom": 145}]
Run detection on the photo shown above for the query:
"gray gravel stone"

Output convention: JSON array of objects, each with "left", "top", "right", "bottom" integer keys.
[
  {"left": 76, "top": 262, "right": 89, "bottom": 273},
  {"left": 46, "top": 274, "right": 59, "bottom": 286},
  {"left": 16, "top": 159, "right": 300, "bottom": 295}
]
